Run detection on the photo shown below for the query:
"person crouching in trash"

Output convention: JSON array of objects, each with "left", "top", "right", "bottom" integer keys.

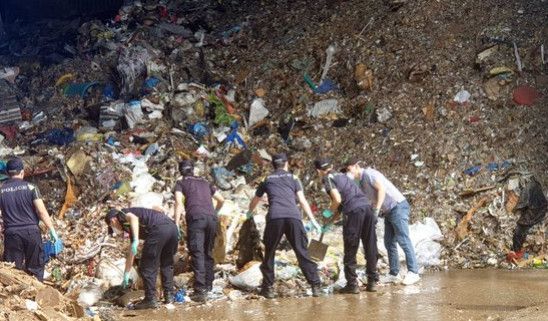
[{"left": 104, "top": 207, "right": 178, "bottom": 309}]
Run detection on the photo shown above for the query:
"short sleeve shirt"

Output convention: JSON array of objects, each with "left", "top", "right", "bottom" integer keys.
[
  {"left": 359, "top": 168, "right": 405, "bottom": 212},
  {"left": 0, "top": 178, "right": 41, "bottom": 230},
  {"left": 255, "top": 169, "right": 303, "bottom": 221},
  {"left": 116, "top": 207, "right": 173, "bottom": 240},
  {"left": 174, "top": 176, "right": 216, "bottom": 220},
  {"left": 322, "top": 172, "right": 369, "bottom": 214}
]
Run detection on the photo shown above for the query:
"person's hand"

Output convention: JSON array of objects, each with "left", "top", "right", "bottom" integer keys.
[
  {"left": 122, "top": 272, "right": 131, "bottom": 288},
  {"left": 322, "top": 209, "right": 333, "bottom": 218},
  {"left": 177, "top": 227, "right": 183, "bottom": 241},
  {"left": 131, "top": 239, "right": 139, "bottom": 256},
  {"left": 246, "top": 211, "right": 253, "bottom": 220},
  {"left": 49, "top": 229, "right": 59, "bottom": 242},
  {"left": 372, "top": 208, "right": 381, "bottom": 217},
  {"left": 312, "top": 220, "right": 322, "bottom": 234}
]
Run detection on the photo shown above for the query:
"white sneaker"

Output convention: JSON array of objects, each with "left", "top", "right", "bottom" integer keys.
[
  {"left": 380, "top": 273, "right": 402, "bottom": 284},
  {"left": 402, "top": 272, "right": 420, "bottom": 285}
]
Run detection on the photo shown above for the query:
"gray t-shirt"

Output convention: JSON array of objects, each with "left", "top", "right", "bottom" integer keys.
[{"left": 358, "top": 168, "right": 405, "bottom": 212}]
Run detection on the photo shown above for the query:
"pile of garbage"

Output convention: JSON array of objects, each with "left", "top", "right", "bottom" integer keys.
[{"left": 0, "top": 0, "right": 546, "bottom": 315}]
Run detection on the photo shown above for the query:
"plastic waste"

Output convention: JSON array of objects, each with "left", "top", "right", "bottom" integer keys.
[
  {"left": 453, "top": 89, "right": 471, "bottom": 104},
  {"left": 187, "top": 122, "right": 209, "bottom": 140},
  {"left": 174, "top": 288, "right": 186, "bottom": 303},
  {"left": 130, "top": 192, "right": 163, "bottom": 209},
  {"left": 117, "top": 46, "right": 151, "bottom": 97},
  {"left": 212, "top": 167, "right": 234, "bottom": 191},
  {"left": 464, "top": 165, "right": 482, "bottom": 176},
  {"left": 124, "top": 100, "right": 144, "bottom": 129},
  {"left": 77, "top": 279, "right": 105, "bottom": 308},
  {"left": 43, "top": 238, "right": 64, "bottom": 263},
  {"left": 36, "top": 127, "right": 75, "bottom": 146},
  {"left": 309, "top": 99, "right": 340, "bottom": 117},
  {"left": 63, "top": 82, "right": 99, "bottom": 97},
  {"left": 248, "top": 98, "right": 269, "bottom": 127},
  {"left": 225, "top": 122, "right": 246, "bottom": 149},
  {"left": 229, "top": 262, "right": 262, "bottom": 290},
  {"left": 409, "top": 218, "right": 444, "bottom": 267}
]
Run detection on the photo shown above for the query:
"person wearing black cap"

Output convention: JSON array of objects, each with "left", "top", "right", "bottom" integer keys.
[
  {"left": 248, "top": 153, "right": 323, "bottom": 298},
  {"left": 0, "top": 157, "right": 59, "bottom": 281},
  {"left": 345, "top": 159, "right": 420, "bottom": 286},
  {"left": 174, "top": 159, "right": 225, "bottom": 302},
  {"left": 314, "top": 157, "right": 378, "bottom": 293},
  {"left": 105, "top": 207, "right": 178, "bottom": 309}
]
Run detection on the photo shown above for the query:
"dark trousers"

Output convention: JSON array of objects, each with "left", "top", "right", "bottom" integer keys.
[
  {"left": 139, "top": 223, "right": 178, "bottom": 300},
  {"left": 343, "top": 206, "right": 378, "bottom": 284},
  {"left": 3, "top": 227, "right": 44, "bottom": 281},
  {"left": 187, "top": 215, "right": 217, "bottom": 291},
  {"left": 261, "top": 218, "right": 320, "bottom": 287},
  {"left": 512, "top": 224, "right": 532, "bottom": 252}
]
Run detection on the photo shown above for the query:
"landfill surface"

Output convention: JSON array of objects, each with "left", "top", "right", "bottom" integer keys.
[{"left": 0, "top": 0, "right": 546, "bottom": 320}]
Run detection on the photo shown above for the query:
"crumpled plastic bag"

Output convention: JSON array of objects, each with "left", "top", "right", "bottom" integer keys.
[{"left": 229, "top": 261, "right": 262, "bottom": 290}]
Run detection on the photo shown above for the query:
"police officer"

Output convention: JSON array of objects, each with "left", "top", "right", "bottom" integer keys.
[
  {"left": 248, "top": 153, "right": 323, "bottom": 298},
  {"left": 345, "top": 159, "right": 420, "bottom": 286},
  {"left": 174, "top": 160, "right": 225, "bottom": 302},
  {"left": 105, "top": 207, "right": 178, "bottom": 309},
  {"left": 314, "top": 157, "right": 378, "bottom": 293},
  {"left": 0, "top": 157, "right": 59, "bottom": 281}
]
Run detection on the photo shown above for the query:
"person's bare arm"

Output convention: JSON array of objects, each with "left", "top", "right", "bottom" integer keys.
[
  {"left": 329, "top": 189, "right": 342, "bottom": 223},
  {"left": 126, "top": 213, "right": 139, "bottom": 241},
  {"left": 297, "top": 191, "right": 320, "bottom": 229},
  {"left": 372, "top": 180, "right": 386, "bottom": 212},
  {"left": 33, "top": 199, "right": 55, "bottom": 231},
  {"left": 248, "top": 196, "right": 262, "bottom": 215},
  {"left": 213, "top": 192, "right": 225, "bottom": 212},
  {"left": 174, "top": 191, "right": 185, "bottom": 227},
  {"left": 124, "top": 247, "right": 135, "bottom": 273}
]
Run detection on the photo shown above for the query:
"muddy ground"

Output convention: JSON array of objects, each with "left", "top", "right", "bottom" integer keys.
[{"left": 115, "top": 269, "right": 548, "bottom": 321}]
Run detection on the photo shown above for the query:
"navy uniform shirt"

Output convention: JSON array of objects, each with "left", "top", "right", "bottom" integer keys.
[
  {"left": 0, "top": 178, "right": 42, "bottom": 231},
  {"left": 322, "top": 171, "right": 369, "bottom": 214},
  {"left": 174, "top": 176, "right": 216, "bottom": 220},
  {"left": 256, "top": 169, "right": 303, "bottom": 221},
  {"left": 116, "top": 207, "right": 173, "bottom": 240}
]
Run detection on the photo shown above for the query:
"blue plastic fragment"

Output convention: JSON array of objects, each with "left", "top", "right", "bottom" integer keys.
[
  {"left": 175, "top": 288, "right": 186, "bottom": 303},
  {"left": 187, "top": 122, "right": 209, "bottom": 140},
  {"left": 313, "top": 79, "right": 337, "bottom": 94},
  {"left": 487, "top": 162, "right": 499, "bottom": 172},
  {"left": 225, "top": 121, "right": 246, "bottom": 149},
  {"left": 464, "top": 165, "right": 482, "bottom": 176}
]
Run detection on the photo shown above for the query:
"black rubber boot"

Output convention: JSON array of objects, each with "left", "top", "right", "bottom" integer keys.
[
  {"left": 192, "top": 289, "right": 207, "bottom": 303},
  {"left": 339, "top": 283, "right": 360, "bottom": 294},
  {"left": 163, "top": 291, "right": 174, "bottom": 304},
  {"left": 311, "top": 285, "right": 324, "bottom": 297},
  {"left": 260, "top": 286, "right": 275, "bottom": 299},
  {"left": 366, "top": 280, "right": 377, "bottom": 292},
  {"left": 133, "top": 298, "right": 159, "bottom": 310}
]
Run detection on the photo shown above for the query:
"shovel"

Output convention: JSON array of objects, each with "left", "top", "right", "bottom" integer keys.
[{"left": 308, "top": 229, "right": 328, "bottom": 262}]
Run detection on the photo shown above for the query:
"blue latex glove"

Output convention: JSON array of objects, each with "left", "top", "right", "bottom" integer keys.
[
  {"left": 246, "top": 211, "right": 253, "bottom": 220},
  {"left": 49, "top": 229, "right": 59, "bottom": 242},
  {"left": 131, "top": 239, "right": 138, "bottom": 256},
  {"left": 321, "top": 224, "right": 332, "bottom": 234},
  {"left": 322, "top": 209, "right": 333, "bottom": 218},
  {"left": 122, "top": 272, "right": 131, "bottom": 288}
]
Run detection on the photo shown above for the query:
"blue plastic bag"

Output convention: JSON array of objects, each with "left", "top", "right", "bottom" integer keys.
[{"left": 43, "top": 239, "right": 64, "bottom": 263}]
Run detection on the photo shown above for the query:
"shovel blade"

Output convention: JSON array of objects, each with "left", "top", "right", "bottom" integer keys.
[{"left": 308, "top": 239, "right": 328, "bottom": 262}]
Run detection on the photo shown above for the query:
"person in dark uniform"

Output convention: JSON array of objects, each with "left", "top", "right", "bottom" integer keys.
[
  {"left": 314, "top": 157, "right": 378, "bottom": 293},
  {"left": 105, "top": 207, "right": 178, "bottom": 309},
  {"left": 248, "top": 153, "right": 323, "bottom": 298},
  {"left": 0, "top": 157, "right": 59, "bottom": 282},
  {"left": 174, "top": 159, "right": 225, "bottom": 302}
]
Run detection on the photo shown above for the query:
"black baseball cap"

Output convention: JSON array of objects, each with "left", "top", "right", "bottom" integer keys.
[
  {"left": 272, "top": 153, "right": 288, "bottom": 165},
  {"left": 314, "top": 158, "right": 332, "bottom": 170},
  {"left": 179, "top": 159, "right": 194, "bottom": 174},
  {"left": 105, "top": 208, "right": 124, "bottom": 235},
  {"left": 7, "top": 157, "right": 24, "bottom": 174}
]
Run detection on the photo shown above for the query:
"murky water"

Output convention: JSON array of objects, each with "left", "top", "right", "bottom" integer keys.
[{"left": 117, "top": 269, "right": 548, "bottom": 321}]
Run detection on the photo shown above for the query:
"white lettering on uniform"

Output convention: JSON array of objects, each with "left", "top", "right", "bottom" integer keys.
[{"left": 0, "top": 185, "right": 29, "bottom": 193}]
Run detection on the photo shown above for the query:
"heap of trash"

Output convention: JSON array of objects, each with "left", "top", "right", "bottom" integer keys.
[{"left": 0, "top": 0, "right": 546, "bottom": 318}]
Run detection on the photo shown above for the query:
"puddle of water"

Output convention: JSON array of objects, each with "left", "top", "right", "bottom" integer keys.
[{"left": 116, "top": 269, "right": 548, "bottom": 321}]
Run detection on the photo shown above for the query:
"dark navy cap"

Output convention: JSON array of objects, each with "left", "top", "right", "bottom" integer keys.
[
  {"left": 7, "top": 157, "right": 24, "bottom": 174},
  {"left": 179, "top": 159, "right": 194, "bottom": 174},
  {"left": 272, "top": 153, "right": 288, "bottom": 165},
  {"left": 314, "top": 158, "right": 332, "bottom": 170}
]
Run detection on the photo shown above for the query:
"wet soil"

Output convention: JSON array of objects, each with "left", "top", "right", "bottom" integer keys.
[{"left": 117, "top": 269, "right": 548, "bottom": 321}]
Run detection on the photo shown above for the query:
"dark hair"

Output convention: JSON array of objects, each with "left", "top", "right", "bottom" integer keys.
[{"left": 179, "top": 160, "right": 194, "bottom": 176}]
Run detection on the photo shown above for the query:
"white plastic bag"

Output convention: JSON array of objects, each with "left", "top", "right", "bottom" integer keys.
[{"left": 229, "top": 262, "right": 262, "bottom": 290}]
